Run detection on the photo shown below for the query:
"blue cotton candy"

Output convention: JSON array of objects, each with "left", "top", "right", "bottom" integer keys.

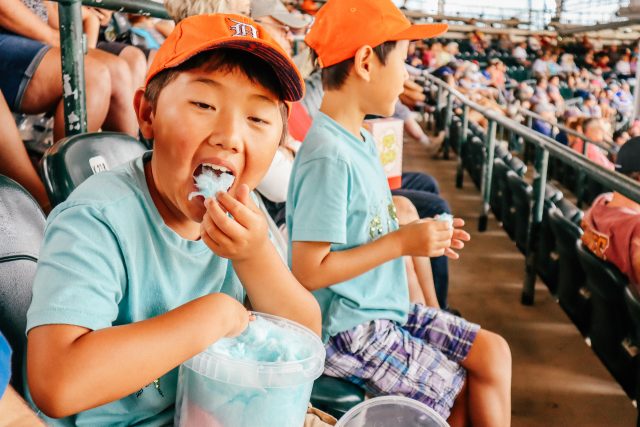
[
  {"left": 435, "top": 213, "right": 454, "bottom": 228},
  {"left": 212, "top": 317, "right": 312, "bottom": 362},
  {"left": 188, "top": 170, "right": 235, "bottom": 200}
]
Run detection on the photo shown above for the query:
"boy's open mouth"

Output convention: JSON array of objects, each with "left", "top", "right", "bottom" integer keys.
[{"left": 188, "top": 163, "right": 236, "bottom": 200}]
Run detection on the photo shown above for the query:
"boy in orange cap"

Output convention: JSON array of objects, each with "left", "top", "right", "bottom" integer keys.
[
  {"left": 25, "top": 14, "right": 321, "bottom": 425},
  {"left": 287, "top": 1, "right": 512, "bottom": 425}
]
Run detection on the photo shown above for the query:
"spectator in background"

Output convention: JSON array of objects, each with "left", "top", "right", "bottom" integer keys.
[
  {"left": 163, "top": 0, "right": 250, "bottom": 22},
  {"left": 0, "top": 0, "right": 143, "bottom": 140},
  {"left": 560, "top": 53, "right": 577, "bottom": 75},
  {"left": 532, "top": 103, "right": 556, "bottom": 138},
  {"left": 581, "top": 94, "right": 602, "bottom": 118},
  {"left": 571, "top": 118, "right": 615, "bottom": 170},
  {"left": 615, "top": 49, "right": 632, "bottom": 77},
  {"left": 547, "top": 75, "right": 564, "bottom": 110},
  {"left": 0, "top": 93, "right": 50, "bottom": 212},
  {"left": 512, "top": 41, "right": 529, "bottom": 66},
  {"left": 435, "top": 41, "right": 457, "bottom": 67},
  {"left": 582, "top": 137, "right": 640, "bottom": 289},
  {"left": 532, "top": 50, "right": 550, "bottom": 77}
]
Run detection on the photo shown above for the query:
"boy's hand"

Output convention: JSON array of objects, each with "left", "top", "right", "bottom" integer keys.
[
  {"left": 200, "top": 184, "right": 269, "bottom": 262},
  {"left": 398, "top": 217, "right": 470, "bottom": 259},
  {"left": 218, "top": 294, "right": 255, "bottom": 338}
]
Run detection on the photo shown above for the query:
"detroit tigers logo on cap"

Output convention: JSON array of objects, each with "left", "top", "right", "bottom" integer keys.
[{"left": 228, "top": 18, "right": 258, "bottom": 38}]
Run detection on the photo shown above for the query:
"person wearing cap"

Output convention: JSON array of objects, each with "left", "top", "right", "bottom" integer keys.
[
  {"left": 287, "top": 1, "right": 512, "bottom": 425},
  {"left": 571, "top": 118, "right": 615, "bottom": 170},
  {"left": 24, "top": 13, "right": 321, "bottom": 425},
  {"left": 582, "top": 136, "right": 640, "bottom": 290}
]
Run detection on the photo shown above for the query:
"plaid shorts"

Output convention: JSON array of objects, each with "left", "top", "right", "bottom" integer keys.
[{"left": 324, "top": 304, "right": 480, "bottom": 419}]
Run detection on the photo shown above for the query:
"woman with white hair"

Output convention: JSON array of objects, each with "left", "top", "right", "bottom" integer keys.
[{"left": 163, "top": 0, "right": 250, "bottom": 22}]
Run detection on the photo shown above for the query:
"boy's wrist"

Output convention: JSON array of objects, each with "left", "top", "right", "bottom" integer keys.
[{"left": 382, "top": 230, "right": 405, "bottom": 259}]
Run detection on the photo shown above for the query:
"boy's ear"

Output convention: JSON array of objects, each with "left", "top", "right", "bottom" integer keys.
[
  {"left": 134, "top": 88, "right": 154, "bottom": 140},
  {"left": 353, "top": 45, "right": 374, "bottom": 83}
]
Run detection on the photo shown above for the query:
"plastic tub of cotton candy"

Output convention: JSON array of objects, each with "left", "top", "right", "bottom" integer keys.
[
  {"left": 174, "top": 313, "right": 325, "bottom": 427},
  {"left": 336, "top": 396, "right": 449, "bottom": 427}
]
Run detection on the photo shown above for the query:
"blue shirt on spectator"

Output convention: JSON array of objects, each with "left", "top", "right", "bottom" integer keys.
[
  {"left": 0, "top": 332, "right": 11, "bottom": 399},
  {"left": 286, "top": 112, "right": 409, "bottom": 342},
  {"left": 25, "top": 154, "right": 244, "bottom": 426}
]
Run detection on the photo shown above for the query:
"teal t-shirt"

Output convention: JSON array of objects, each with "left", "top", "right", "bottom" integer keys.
[
  {"left": 25, "top": 153, "right": 244, "bottom": 426},
  {"left": 286, "top": 112, "right": 409, "bottom": 343}
]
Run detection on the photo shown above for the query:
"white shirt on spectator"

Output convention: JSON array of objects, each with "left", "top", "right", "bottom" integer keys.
[
  {"left": 513, "top": 46, "right": 527, "bottom": 60},
  {"left": 532, "top": 59, "right": 548, "bottom": 76}
]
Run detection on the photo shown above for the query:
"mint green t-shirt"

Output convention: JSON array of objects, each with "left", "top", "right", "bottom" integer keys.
[
  {"left": 286, "top": 112, "right": 409, "bottom": 343},
  {"left": 26, "top": 153, "right": 244, "bottom": 426}
]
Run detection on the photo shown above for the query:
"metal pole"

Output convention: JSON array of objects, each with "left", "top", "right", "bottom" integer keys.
[
  {"left": 58, "top": 0, "right": 86, "bottom": 136},
  {"left": 522, "top": 145, "right": 549, "bottom": 305},
  {"left": 81, "top": 0, "right": 171, "bottom": 18},
  {"left": 456, "top": 104, "right": 470, "bottom": 188},
  {"left": 443, "top": 92, "right": 453, "bottom": 160},
  {"left": 479, "top": 120, "right": 497, "bottom": 232}
]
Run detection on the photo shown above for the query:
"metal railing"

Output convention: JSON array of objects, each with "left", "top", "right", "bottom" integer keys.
[
  {"left": 53, "top": 0, "right": 169, "bottom": 137},
  {"left": 424, "top": 72, "right": 640, "bottom": 306}
]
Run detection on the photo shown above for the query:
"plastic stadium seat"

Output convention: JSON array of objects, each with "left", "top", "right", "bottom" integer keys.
[
  {"left": 506, "top": 172, "right": 532, "bottom": 252},
  {"left": 623, "top": 285, "right": 640, "bottom": 413},
  {"left": 41, "top": 132, "right": 147, "bottom": 207},
  {"left": 576, "top": 242, "right": 635, "bottom": 396},
  {"left": 501, "top": 171, "right": 519, "bottom": 239},
  {"left": 545, "top": 183, "right": 563, "bottom": 204},
  {"left": 548, "top": 208, "right": 589, "bottom": 334},
  {"left": 536, "top": 199, "right": 560, "bottom": 293},
  {"left": 506, "top": 156, "right": 527, "bottom": 177},
  {"left": 494, "top": 144, "right": 511, "bottom": 162},
  {"left": 310, "top": 375, "right": 365, "bottom": 419},
  {"left": 555, "top": 198, "right": 583, "bottom": 225},
  {"left": 490, "top": 158, "right": 510, "bottom": 221},
  {"left": 582, "top": 176, "right": 607, "bottom": 206},
  {"left": 0, "top": 175, "right": 45, "bottom": 395}
]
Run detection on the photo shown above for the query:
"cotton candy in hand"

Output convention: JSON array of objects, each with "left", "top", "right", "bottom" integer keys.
[
  {"left": 188, "top": 170, "right": 235, "bottom": 200},
  {"left": 435, "top": 213, "right": 454, "bottom": 228}
]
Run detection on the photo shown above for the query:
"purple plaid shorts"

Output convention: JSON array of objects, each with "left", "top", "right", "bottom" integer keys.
[{"left": 324, "top": 303, "right": 480, "bottom": 419}]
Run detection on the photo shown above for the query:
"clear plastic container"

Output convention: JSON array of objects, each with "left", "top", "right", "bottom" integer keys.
[
  {"left": 336, "top": 396, "right": 450, "bottom": 427},
  {"left": 174, "top": 312, "right": 325, "bottom": 427}
]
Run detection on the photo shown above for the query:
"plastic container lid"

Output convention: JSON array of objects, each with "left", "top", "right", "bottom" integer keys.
[
  {"left": 183, "top": 312, "right": 325, "bottom": 388},
  {"left": 336, "top": 396, "right": 450, "bottom": 427}
]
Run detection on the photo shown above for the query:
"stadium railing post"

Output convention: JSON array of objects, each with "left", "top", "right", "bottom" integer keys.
[
  {"left": 522, "top": 144, "right": 549, "bottom": 306},
  {"left": 58, "top": 0, "right": 87, "bottom": 137},
  {"left": 456, "top": 104, "right": 469, "bottom": 188},
  {"left": 443, "top": 91, "right": 453, "bottom": 160},
  {"left": 478, "top": 119, "right": 496, "bottom": 232}
]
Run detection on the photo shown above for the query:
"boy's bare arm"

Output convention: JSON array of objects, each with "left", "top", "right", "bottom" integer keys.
[
  {"left": 200, "top": 186, "right": 322, "bottom": 336},
  {"left": 291, "top": 219, "right": 470, "bottom": 291},
  {"left": 27, "top": 293, "right": 250, "bottom": 419}
]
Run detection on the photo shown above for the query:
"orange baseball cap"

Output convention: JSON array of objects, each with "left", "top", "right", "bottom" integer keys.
[
  {"left": 305, "top": 0, "right": 448, "bottom": 68},
  {"left": 145, "top": 14, "right": 304, "bottom": 102}
]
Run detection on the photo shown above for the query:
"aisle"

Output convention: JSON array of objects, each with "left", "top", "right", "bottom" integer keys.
[{"left": 402, "top": 139, "right": 636, "bottom": 426}]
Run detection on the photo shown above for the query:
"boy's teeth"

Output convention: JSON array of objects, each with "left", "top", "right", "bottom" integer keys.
[{"left": 202, "top": 163, "right": 230, "bottom": 174}]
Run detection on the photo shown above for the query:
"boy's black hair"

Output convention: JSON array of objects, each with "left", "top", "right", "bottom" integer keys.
[
  {"left": 312, "top": 41, "right": 398, "bottom": 91},
  {"left": 145, "top": 49, "right": 288, "bottom": 145}
]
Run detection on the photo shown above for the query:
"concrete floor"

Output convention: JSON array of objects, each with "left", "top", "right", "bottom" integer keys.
[{"left": 403, "top": 139, "right": 637, "bottom": 426}]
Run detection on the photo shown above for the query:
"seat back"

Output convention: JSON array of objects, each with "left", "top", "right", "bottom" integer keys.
[
  {"left": 490, "top": 158, "right": 510, "bottom": 220},
  {"left": 555, "top": 198, "right": 583, "bottom": 225},
  {"left": 576, "top": 242, "right": 635, "bottom": 394},
  {"left": 506, "top": 172, "right": 532, "bottom": 253},
  {"left": 536, "top": 200, "right": 559, "bottom": 292},
  {"left": 41, "top": 132, "right": 147, "bottom": 207},
  {"left": 0, "top": 175, "right": 45, "bottom": 394},
  {"left": 548, "top": 208, "right": 589, "bottom": 333}
]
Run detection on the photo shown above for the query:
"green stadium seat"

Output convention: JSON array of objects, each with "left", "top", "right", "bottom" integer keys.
[
  {"left": 506, "top": 172, "right": 532, "bottom": 252},
  {"left": 0, "top": 175, "right": 45, "bottom": 395},
  {"left": 576, "top": 242, "right": 635, "bottom": 396},
  {"left": 41, "top": 132, "right": 147, "bottom": 207},
  {"left": 536, "top": 199, "right": 560, "bottom": 293},
  {"left": 623, "top": 285, "right": 640, "bottom": 417},
  {"left": 490, "top": 158, "right": 510, "bottom": 221},
  {"left": 548, "top": 208, "right": 589, "bottom": 334},
  {"left": 310, "top": 375, "right": 365, "bottom": 419}
]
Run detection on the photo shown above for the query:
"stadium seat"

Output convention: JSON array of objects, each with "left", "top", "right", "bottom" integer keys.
[
  {"left": 576, "top": 242, "right": 635, "bottom": 396},
  {"left": 623, "top": 285, "right": 640, "bottom": 413},
  {"left": 548, "top": 208, "right": 589, "bottom": 334},
  {"left": 506, "top": 172, "right": 532, "bottom": 252},
  {"left": 581, "top": 176, "right": 607, "bottom": 206},
  {"left": 0, "top": 175, "right": 46, "bottom": 395},
  {"left": 490, "top": 158, "right": 510, "bottom": 220},
  {"left": 41, "top": 132, "right": 147, "bottom": 207},
  {"left": 310, "top": 375, "right": 365, "bottom": 419},
  {"left": 506, "top": 156, "right": 527, "bottom": 176},
  {"left": 555, "top": 198, "right": 583, "bottom": 225},
  {"left": 536, "top": 199, "right": 560, "bottom": 293}
]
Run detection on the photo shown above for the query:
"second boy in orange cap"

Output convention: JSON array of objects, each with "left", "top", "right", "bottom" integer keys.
[
  {"left": 25, "top": 14, "right": 321, "bottom": 425},
  {"left": 288, "top": 1, "right": 512, "bottom": 426}
]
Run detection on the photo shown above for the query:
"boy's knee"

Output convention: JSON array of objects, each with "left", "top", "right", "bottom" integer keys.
[
  {"left": 467, "top": 329, "right": 512, "bottom": 379},
  {"left": 392, "top": 195, "right": 419, "bottom": 224}
]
